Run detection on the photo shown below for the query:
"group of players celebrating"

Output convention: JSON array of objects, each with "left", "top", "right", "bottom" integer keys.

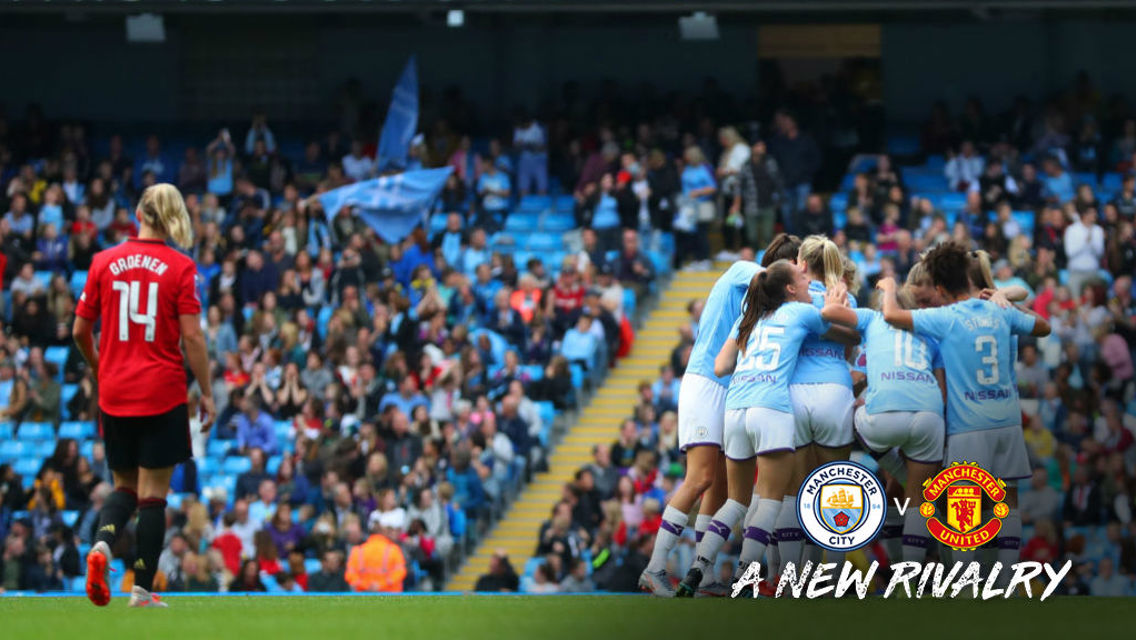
[{"left": 637, "top": 233, "right": 1051, "bottom": 598}]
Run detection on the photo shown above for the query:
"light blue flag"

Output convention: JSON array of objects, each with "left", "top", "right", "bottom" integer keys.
[
  {"left": 377, "top": 55, "right": 419, "bottom": 172},
  {"left": 318, "top": 167, "right": 452, "bottom": 244}
]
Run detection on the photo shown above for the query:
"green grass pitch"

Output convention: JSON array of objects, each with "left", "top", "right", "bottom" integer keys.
[{"left": 1, "top": 595, "right": 1128, "bottom": 640}]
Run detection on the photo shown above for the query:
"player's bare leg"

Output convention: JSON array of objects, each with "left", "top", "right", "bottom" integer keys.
[
  {"left": 87, "top": 469, "right": 138, "bottom": 607},
  {"left": 640, "top": 446, "right": 722, "bottom": 596},
  {"left": 129, "top": 466, "right": 174, "bottom": 608}
]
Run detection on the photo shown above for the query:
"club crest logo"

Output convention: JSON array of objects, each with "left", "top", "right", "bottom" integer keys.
[
  {"left": 798, "top": 461, "right": 885, "bottom": 552},
  {"left": 920, "top": 461, "right": 1008, "bottom": 551}
]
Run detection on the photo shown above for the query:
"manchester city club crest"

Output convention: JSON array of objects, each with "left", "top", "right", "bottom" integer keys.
[{"left": 798, "top": 461, "right": 886, "bottom": 552}]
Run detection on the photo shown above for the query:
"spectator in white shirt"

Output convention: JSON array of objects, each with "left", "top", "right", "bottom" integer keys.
[
  {"left": 1063, "top": 208, "right": 1105, "bottom": 296},
  {"left": 342, "top": 139, "right": 375, "bottom": 182},
  {"left": 945, "top": 140, "right": 985, "bottom": 191},
  {"left": 513, "top": 116, "right": 548, "bottom": 196}
]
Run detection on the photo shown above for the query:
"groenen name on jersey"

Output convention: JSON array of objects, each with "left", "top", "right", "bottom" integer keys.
[{"left": 108, "top": 254, "right": 170, "bottom": 277}]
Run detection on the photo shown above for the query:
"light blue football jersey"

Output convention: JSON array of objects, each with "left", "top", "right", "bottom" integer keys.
[
  {"left": 791, "top": 280, "right": 856, "bottom": 388},
  {"left": 911, "top": 299, "right": 1035, "bottom": 435},
  {"left": 725, "top": 301, "right": 828, "bottom": 413},
  {"left": 685, "top": 261, "right": 763, "bottom": 387},
  {"left": 854, "top": 308, "right": 944, "bottom": 416}
]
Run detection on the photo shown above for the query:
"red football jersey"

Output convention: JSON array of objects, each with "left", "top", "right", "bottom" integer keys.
[{"left": 76, "top": 238, "right": 201, "bottom": 416}]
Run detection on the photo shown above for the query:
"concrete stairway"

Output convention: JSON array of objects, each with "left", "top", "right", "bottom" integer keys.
[{"left": 447, "top": 267, "right": 723, "bottom": 591}]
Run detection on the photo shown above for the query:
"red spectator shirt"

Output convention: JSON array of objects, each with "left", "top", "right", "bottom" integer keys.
[{"left": 75, "top": 238, "right": 201, "bottom": 416}]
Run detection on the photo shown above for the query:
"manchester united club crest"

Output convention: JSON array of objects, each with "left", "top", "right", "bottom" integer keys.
[{"left": 920, "top": 462, "right": 1009, "bottom": 551}]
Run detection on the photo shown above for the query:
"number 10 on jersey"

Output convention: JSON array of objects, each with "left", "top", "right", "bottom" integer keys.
[{"left": 112, "top": 280, "right": 158, "bottom": 342}]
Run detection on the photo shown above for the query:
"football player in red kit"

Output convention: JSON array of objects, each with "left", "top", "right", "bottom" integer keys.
[{"left": 73, "top": 183, "right": 215, "bottom": 608}]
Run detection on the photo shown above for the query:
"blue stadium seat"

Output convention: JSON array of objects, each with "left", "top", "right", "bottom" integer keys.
[
  {"left": 223, "top": 456, "right": 252, "bottom": 475},
  {"left": 59, "top": 421, "right": 96, "bottom": 440},
  {"left": 828, "top": 192, "right": 848, "bottom": 212},
  {"left": 429, "top": 213, "right": 449, "bottom": 234},
  {"left": 834, "top": 210, "right": 848, "bottom": 230},
  {"left": 44, "top": 346, "right": 69, "bottom": 381},
  {"left": 1073, "top": 172, "right": 1098, "bottom": 188},
  {"left": 505, "top": 213, "right": 538, "bottom": 231},
  {"left": 935, "top": 192, "right": 967, "bottom": 212},
  {"left": 69, "top": 271, "right": 88, "bottom": 297},
  {"left": 569, "top": 363, "right": 585, "bottom": 389},
  {"left": 208, "top": 439, "right": 232, "bottom": 458},
  {"left": 316, "top": 306, "right": 333, "bottom": 339},
  {"left": 0, "top": 441, "right": 26, "bottom": 461},
  {"left": 18, "top": 422, "right": 54, "bottom": 441},
  {"left": 542, "top": 213, "right": 576, "bottom": 232},
  {"left": 195, "top": 456, "right": 215, "bottom": 476},
  {"left": 14, "top": 457, "right": 39, "bottom": 477},
  {"left": 906, "top": 173, "right": 948, "bottom": 193},
  {"left": 61, "top": 510, "right": 79, "bottom": 527},
  {"left": 61, "top": 384, "right": 79, "bottom": 418},
  {"left": 536, "top": 401, "right": 555, "bottom": 428},
  {"left": 34, "top": 270, "right": 53, "bottom": 290},
  {"left": 526, "top": 232, "right": 562, "bottom": 252},
  {"left": 35, "top": 441, "right": 55, "bottom": 459},
  {"left": 274, "top": 420, "right": 293, "bottom": 443},
  {"left": 839, "top": 173, "right": 856, "bottom": 192},
  {"left": 923, "top": 155, "right": 946, "bottom": 170},
  {"left": 518, "top": 195, "right": 551, "bottom": 213},
  {"left": 554, "top": 195, "right": 575, "bottom": 213},
  {"left": 1012, "top": 211, "right": 1035, "bottom": 235},
  {"left": 623, "top": 288, "right": 637, "bottom": 319},
  {"left": 1101, "top": 172, "right": 1124, "bottom": 193},
  {"left": 79, "top": 440, "right": 94, "bottom": 460},
  {"left": 0, "top": 422, "right": 11, "bottom": 440},
  {"left": 304, "top": 558, "right": 322, "bottom": 575},
  {"left": 266, "top": 455, "right": 282, "bottom": 475}
]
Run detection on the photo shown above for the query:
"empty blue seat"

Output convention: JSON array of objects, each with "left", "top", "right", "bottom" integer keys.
[
  {"left": 429, "top": 213, "right": 449, "bottom": 234},
  {"left": 0, "top": 422, "right": 11, "bottom": 440},
  {"left": 79, "top": 440, "right": 94, "bottom": 460},
  {"left": 44, "top": 346, "right": 69, "bottom": 380},
  {"left": 266, "top": 455, "right": 282, "bottom": 475},
  {"left": 935, "top": 192, "right": 967, "bottom": 212},
  {"left": 1012, "top": 211, "right": 1035, "bottom": 235},
  {"left": 834, "top": 210, "right": 848, "bottom": 230},
  {"left": 526, "top": 232, "right": 562, "bottom": 252},
  {"left": 1101, "top": 172, "right": 1124, "bottom": 192},
  {"left": 305, "top": 558, "right": 322, "bottom": 574},
  {"left": 504, "top": 213, "right": 538, "bottom": 231},
  {"left": 195, "top": 456, "right": 215, "bottom": 476},
  {"left": 274, "top": 420, "right": 293, "bottom": 442},
  {"left": 69, "top": 271, "right": 88, "bottom": 297},
  {"left": 536, "top": 400, "right": 554, "bottom": 427},
  {"left": 518, "top": 195, "right": 551, "bottom": 213},
  {"left": 623, "top": 287, "right": 637, "bottom": 319},
  {"left": 839, "top": 173, "right": 856, "bottom": 192},
  {"left": 35, "top": 441, "right": 55, "bottom": 458},
  {"left": 58, "top": 421, "right": 96, "bottom": 440},
  {"left": 207, "top": 439, "right": 231, "bottom": 458},
  {"left": 1073, "top": 172, "right": 1098, "bottom": 188},
  {"left": 14, "top": 458, "right": 40, "bottom": 477},
  {"left": 554, "top": 195, "right": 575, "bottom": 213},
  {"left": 61, "top": 384, "right": 79, "bottom": 418},
  {"left": 61, "top": 510, "right": 79, "bottom": 527},
  {"left": 828, "top": 192, "right": 849, "bottom": 212},
  {"left": 223, "top": 456, "right": 252, "bottom": 475},
  {"left": 542, "top": 214, "right": 576, "bottom": 232},
  {"left": 34, "top": 270, "right": 53, "bottom": 290},
  {"left": 18, "top": 422, "right": 54, "bottom": 441},
  {"left": 0, "top": 441, "right": 26, "bottom": 461},
  {"left": 569, "top": 363, "right": 585, "bottom": 389},
  {"left": 316, "top": 306, "right": 333, "bottom": 339}
]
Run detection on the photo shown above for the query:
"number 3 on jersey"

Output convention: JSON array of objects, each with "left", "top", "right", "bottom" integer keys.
[
  {"left": 112, "top": 281, "right": 158, "bottom": 342},
  {"left": 738, "top": 326, "right": 783, "bottom": 372},
  {"left": 974, "top": 335, "right": 998, "bottom": 384}
]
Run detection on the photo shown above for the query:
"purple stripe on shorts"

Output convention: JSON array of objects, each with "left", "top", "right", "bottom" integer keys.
[
  {"left": 754, "top": 447, "right": 796, "bottom": 456},
  {"left": 882, "top": 525, "right": 903, "bottom": 538},
  {"left": 813, "top": 440, "right": 856, "bottom": 449},
  {"left": 724, "top": 452, "right": 757, "bottom": 462},
  {"left": 706, "top": 519, "right": 732, "bottom": 541},
  {"left": 776, "top": 528, "right": 804, "bottom": 542},
  {"left": 997, "top": 537, "right": 1021, "bottom": 550},
  {"left": 680, "top": 441, "right": 723, "bottom": 452},
  {"left": 744, "top": 527, "right": 771, "bottom": 544},
  {"left": 902, "top": 535, "right": 930, "bottom": 548},
  {"left": 659, "top": 520, "right": 684, "bottom": 536}
]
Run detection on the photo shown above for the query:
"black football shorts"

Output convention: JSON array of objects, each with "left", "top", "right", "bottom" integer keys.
[{"left": 100, "top": 403, "right": 192, "bottom": 471}]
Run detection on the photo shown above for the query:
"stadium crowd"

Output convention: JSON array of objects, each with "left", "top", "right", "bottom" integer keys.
[{"left": 0, "top": 69, "right": 1135, "bottom": 596}]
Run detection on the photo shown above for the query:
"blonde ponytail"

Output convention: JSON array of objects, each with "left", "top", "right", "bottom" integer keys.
[
  {"left": 967, "top": 249, "right": 995, "bottom": 290},
  {"left": 799, "top": 235, "right": 843, "bottom": 291},
  {"left": 841, "top": 256, "right": 861, "bottom": 296},
  {"left": 138, "top": 183, "right": 193, "bottom": 248}
]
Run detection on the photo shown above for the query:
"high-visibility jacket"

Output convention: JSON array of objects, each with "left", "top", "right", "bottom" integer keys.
[{"left": 345, "top": 534, "right": 407, "bottom": 592}]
